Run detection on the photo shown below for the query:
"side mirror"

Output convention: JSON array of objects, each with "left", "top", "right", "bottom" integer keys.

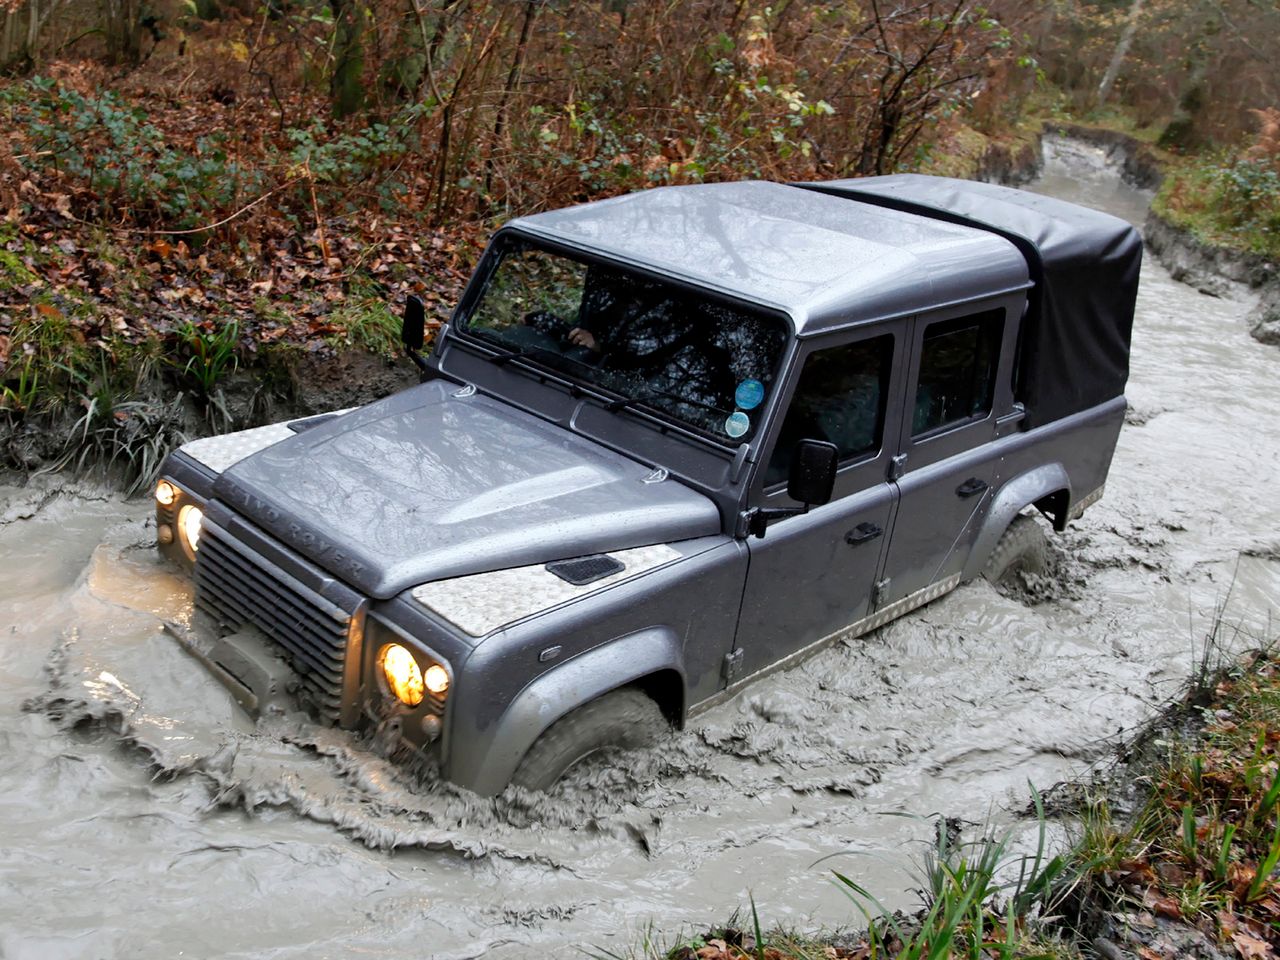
[
  {"left": 744, "top": 438, "right": 839, "bottom": 540},
  {"left": 788, "top": 439, "right": 838, "bottom": 507},
  {"left": 402, "top": 295, "right": 426, "bottom": 352}
]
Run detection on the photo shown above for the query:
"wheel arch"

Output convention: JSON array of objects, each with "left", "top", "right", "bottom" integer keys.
[
  {"left": 961, "top": 463, "right": 1071, "bottom": 582},
  {"left": 634, "top": 668, "right": 686, "bottom": 727},
  {"left": 445, "top": 627, "right": 685, "bottom": 796}
]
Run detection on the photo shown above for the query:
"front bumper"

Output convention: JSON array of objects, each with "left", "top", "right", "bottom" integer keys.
[{"left": 155, "top": 473, "right": 455, "bottom": 758}]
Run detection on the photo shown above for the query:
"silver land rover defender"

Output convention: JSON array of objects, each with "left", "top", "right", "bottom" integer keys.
[{"left": 154, "top": 175, "right": 1140, "bottom": 795}]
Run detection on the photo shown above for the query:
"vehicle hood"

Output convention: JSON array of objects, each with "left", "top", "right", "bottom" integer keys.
[{"left": 213, "top": 380, "right": 721, "bottom": 598}]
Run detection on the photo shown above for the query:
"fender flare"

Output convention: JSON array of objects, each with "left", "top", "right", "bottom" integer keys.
[
  {"left": 445, "top": 627, "right": 685, "bottom": 796},
  {"left": 961, "top": 463, "right": 1071, "bottom": 582}
]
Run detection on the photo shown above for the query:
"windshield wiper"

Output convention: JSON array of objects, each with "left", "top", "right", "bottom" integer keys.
[
  {"left": 483, "top": 348, "right": 535, "bottom": 366},
  {"left": 604, "top": 391, "right": 726, "bottom": 415},
  {"left": 488, "top": 345, "right": 544, "bottom": 365}
]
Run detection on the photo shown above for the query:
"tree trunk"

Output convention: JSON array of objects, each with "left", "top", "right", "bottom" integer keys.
[
  {"left": 26, "top": 0, "right": 38, "bottom": 58},
  {"left": 1158, "top": 10, "right": 1219, "bottom": 150},
  {"left": 1095, "top": 0, "right": 1143, "bottom": 107},
  {"left": 1, "top": 6, "right": 19, "bottom": 70},
  {"left": 100, "top": 0, "right": 144, "bottom": 65},
  {"left": 484, "top": 0, "right": 538, "bottom": 196},
  {"left": 1157, "top": 54, "right": 1208, "bottom": 150},
  {"left": 329, "top": 0, "right": 365, "bottom": 118}
]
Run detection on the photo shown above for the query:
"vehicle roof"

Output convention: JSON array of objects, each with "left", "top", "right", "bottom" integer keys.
[{"left": 507, "top": 181, "right": 1029, "bottom": 335}]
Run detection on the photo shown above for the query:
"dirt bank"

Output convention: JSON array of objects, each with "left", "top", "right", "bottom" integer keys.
[
  {"left": 975, "top": 129, "right": 1045, "bottom": 185},
  {"left": 1036, "top": 121, "right": 1280, "bottom": 347},
  {"left": 1043, "top": 122, "right": 1166, "bottom": 190},
  {"left": 1142, "top": 214, "right": 1279, "bottom": 294},
  {"left": 0, "top": 344, "right": 419, "bottom": 486},
  {"left": 1142, "top": 200, "right": 1280, "bottom": 347}
]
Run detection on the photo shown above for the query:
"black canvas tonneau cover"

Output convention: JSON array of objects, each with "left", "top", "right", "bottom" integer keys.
[{"left": 797, "top": 175, "right": 1142, "bottom": 428}]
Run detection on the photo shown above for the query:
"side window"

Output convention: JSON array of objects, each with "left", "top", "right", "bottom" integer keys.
[
  {"left": 912, "top": 309, "right": 1003, "bottom": 437},
  {"left": 764, "top": 334, "right": 893, "bottom": 488}
]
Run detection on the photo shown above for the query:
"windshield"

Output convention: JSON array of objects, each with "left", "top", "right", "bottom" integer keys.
[{"left": 460, "top": 241, "right": 789, "bottom": 443}]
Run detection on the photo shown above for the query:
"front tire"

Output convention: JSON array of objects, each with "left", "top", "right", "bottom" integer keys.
[
  {"left": 511, "top": 687, "right": 667, "bottom": 792},
  {"left": 983, "top": 514, "right": 1049, "bottom": 586}
]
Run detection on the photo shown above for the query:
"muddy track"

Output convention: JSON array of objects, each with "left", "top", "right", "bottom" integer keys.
[{"left": 1, "top": 138, "right": 1278, "bottom": 960}]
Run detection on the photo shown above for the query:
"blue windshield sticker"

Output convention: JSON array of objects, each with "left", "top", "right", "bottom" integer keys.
[
  {"left": 724, "top": 411, "right": 751, "bottom": 439},
  {"left": 735, "top": 379, "right": 765, "bottom": 410}
]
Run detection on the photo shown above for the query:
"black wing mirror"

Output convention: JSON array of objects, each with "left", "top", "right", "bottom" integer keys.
[
  {"left": 402, "top": 295, "right": 426, "bottom": 352},
  {"left": 787, "top": 439, "right": 838, "bottom": 507},
  {"left": 746, "top": 439, "right": 839, "bottom": 538},
  {"left": 402, "top": 295, "right": 430, "bottom": 376}
]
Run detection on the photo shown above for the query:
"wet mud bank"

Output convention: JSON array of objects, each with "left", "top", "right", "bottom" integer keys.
[
  {"left": 1142, "top": 214, "right": 1279, "bottom": 297},
  {"left": 1038, "top": 124, "right": 1280, "bottom": 348},
  {"left": 1, "top": 142, "right": 1280, "bottom": 960},
  {"left": 1043, "top": 123, "right": 1165, "bottom": 190},
  {"left": 1142, "top": 205, "right": 1280, "bottom": 350},
  {"left": 0, "top": 345, "right": 418, "bottom": 483},
  {"left": 1248, "top": 287, "right": 1280, "bottom": 346},
  {"left": 975, "top": 129, "right": 1045, "bottom": 186}
]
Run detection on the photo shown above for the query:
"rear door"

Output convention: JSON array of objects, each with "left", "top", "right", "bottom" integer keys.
[
  {"left": 876, "top": 295, "right": 1022, "bottom": 608},
  {"left": 733, "top": 323, "right": 906, "bottom": 680}
]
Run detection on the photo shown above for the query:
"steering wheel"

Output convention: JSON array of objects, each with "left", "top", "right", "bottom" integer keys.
[{"left": 513, "top": 312, "right": 599, "bottom": 366}]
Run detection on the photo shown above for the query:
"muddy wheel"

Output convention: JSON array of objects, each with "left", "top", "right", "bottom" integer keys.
[
  {"left": 983, "top": 514, "right": 1049, "bottom": 586},
  {"left": 511, "top": 687, "right": 667, "bottom": 792}
]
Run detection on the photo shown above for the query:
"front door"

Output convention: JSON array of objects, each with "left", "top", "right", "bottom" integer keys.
[
  {"left": 734, "top": 325, "right": 905, "bottom": 681},
  {"left": 877, "top": 299, "right": 1018, "bottom": 607}
]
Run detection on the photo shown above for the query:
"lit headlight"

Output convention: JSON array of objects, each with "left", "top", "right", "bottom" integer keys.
[
  {"left": 155, "top": 480, "right": 177, "bottom": 506},
  {"left": 424, "top": 663, "right": 449, "bottom": 696},
  {"left": 177, "top": 504, "right": 204, "bottom": 557},
  {"left": 380, "top": 643, "right": 425, "bottom": 706}
]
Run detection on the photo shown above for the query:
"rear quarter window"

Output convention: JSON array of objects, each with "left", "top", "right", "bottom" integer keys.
[{"left": 912, "top": 309, "right": 1003, "bottom": 437}]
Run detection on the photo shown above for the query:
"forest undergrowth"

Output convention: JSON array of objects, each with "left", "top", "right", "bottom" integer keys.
[{"left": 2, "top": 1, "right": 1279, "bottom": 487}]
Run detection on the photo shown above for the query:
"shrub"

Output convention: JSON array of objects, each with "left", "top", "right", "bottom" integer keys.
[
  {"left": 1213, "top": 159, "right": 1280, "bottom": 240},
  {"left": 4, "top": 78, "right": 262, "bottom": 229},
  {"left": 285, "top": 104, "right": 428, "bottom": 213}
]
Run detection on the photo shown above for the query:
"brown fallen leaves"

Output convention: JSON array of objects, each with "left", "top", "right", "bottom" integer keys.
[
  {"left": 1088, "top": 657, "right": 1280, "bottom": 960},
  {"left": 1, "top": 74, "right": 484, "bottom": 381},
  {"left": 1, "top": 194, "right": 478, "bottom": 376}
]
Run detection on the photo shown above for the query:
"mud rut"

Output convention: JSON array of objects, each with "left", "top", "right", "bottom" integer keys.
[{"left": 2, "top": 138, "right": 1278, "bottom": 960}]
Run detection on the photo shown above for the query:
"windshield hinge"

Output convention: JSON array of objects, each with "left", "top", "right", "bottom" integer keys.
[
  {"left": 739, "top": 504, "right": 807, "bottom": 539},
  {"left": 729, "top": 442, "right": 751, "bottom": 484}
]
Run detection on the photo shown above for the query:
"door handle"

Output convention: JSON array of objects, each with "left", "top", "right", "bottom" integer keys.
[
  {"left": 845, "top": 522, "right": 883, "bottom": 545},
  {"left": 955, "top": 477, "right": 989, "bottom": 498}
]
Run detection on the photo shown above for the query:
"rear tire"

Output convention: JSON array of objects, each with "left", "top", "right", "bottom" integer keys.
[
  {"left": 983, "top": 514, "right": 1049, "bottom": 586},
  {"left": 511, "top": 688, "right": 667, "bottom": 792}
]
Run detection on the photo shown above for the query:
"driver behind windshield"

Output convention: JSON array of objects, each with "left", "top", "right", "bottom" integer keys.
[
  {"left": 567, "top": 267, "right": 682, "bottom": 367},
  {"left": 469, "top": 246, "right": 786, "bottom": 441},
  {"left": 574, "top": 266, "right": 736, "bottom": 407}
]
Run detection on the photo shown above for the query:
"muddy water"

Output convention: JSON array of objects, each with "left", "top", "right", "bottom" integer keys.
[{"left": 3, "top": 138, "right": 1279, "bottom": 959}]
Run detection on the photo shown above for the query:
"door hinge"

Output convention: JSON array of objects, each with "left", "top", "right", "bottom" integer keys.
[
  {"left": 722, "top": 649, "right": 744, "bottom": 682},
  {"left": 888, "top": 453, "right": 908, "bottom": 481},
  {"left": 872, "top": 578, "right": 891, "bottom": 607}
]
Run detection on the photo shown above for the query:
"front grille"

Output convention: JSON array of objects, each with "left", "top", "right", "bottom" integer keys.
[{"left": 194, "top": 521, "right": 357, "bottom": 723}]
